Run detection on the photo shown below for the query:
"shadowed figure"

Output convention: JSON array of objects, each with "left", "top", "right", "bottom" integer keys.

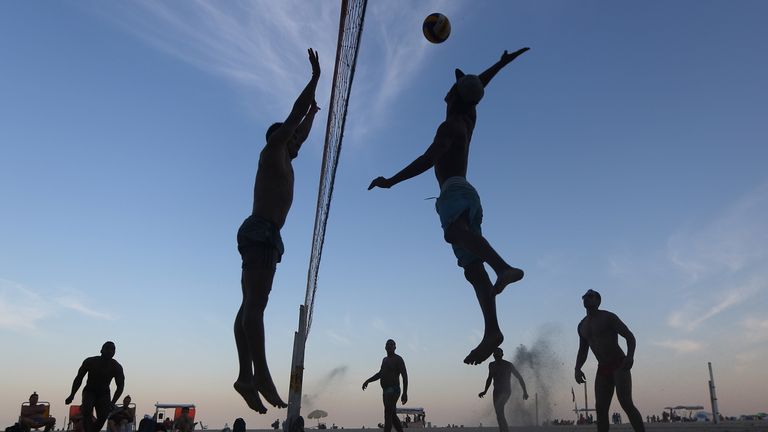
[
  {"left": 368, "top": 48, "right": 529, "bottom": 365},
  {"left": 65, "top": 341, "right": 126, "bottom": 432},
  {"left": 107, "top": 395, "right": 133, "bottom": 432},
  {"left": 234, "top": 48, "right": 321, "bottom": 414},
  {"left": 20, "top": 392, "right": 56, "bottom": 432},
  {"left": 362, "top": 340, "right": 408, "bottom": 432},
  {"left": 478, "top": 348, "right": 528, "bottom": 432},
  {"left": 575, "top": 290, "right": 645, "bottom": 432}
]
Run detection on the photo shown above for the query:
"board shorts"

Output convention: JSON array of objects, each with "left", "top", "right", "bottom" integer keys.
[
  {"left": 435, "top": 176, "right": 484, "bottom": 268},
  {"left": 597, "top": 356, "right": 626, "bottom": 377},
  {"left": 382, "top": 385, "right": 401, "bottom": 396},
  {"left": 237, "top": 215, "right": 284, "bottom": 271}
]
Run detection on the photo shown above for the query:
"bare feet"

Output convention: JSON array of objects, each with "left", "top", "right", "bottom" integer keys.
[
  {"left": 234, "top": 380, "right": 267, "bottom": 414},
  {"left": 255, "top": 374, "right": 288, "bottom": 408},
  {"left": 464, "top": 330, "right": 504, "bottom": 365},
  {"left": 493, "top": 266, "right": 524, "bottom": 295}
]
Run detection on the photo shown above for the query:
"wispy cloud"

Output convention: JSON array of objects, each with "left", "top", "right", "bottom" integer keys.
[
  {"left": 55, "top": 295, "right": 115, "bottom": 321},
  {"left": 664, "top": 183, "right": 768, "bottom": 332},
  {"left": 0, "top": 279, "right": 114, "bottom": 333},
  {"left": 326, "top": 329, "right": 351, "bottom": 345},
  {"left": 0, "top": 279, "right": 50, "bottom": 332},
  {"left": 90, "top": 1, "right": 461, "bottom": 136},
  {"left": 652, "top": 339, "right": 704, "bottom": 354},
  {"left": 742, "top": 316, "right": 768, "bottom": 343}
]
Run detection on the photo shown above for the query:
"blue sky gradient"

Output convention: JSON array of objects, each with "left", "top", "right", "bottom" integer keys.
[{"left": 1, "top": 0, "right": 767, "bottom": 428}]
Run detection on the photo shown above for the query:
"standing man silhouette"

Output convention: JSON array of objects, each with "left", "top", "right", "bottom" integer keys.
[
  {"left": 575, "top": 290, "right": 645, "bottom": 431},
  {"left": 362, "top": 339, "right": 408, "bottom": 432},
  {"left": 478, "top": 347, "right": 528, "bottom": 432},
  {"left": 65, "top": 341, "right": 125, "bottom": 432}
]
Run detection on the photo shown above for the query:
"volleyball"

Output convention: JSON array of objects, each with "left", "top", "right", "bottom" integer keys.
[{"left": 423, "top": 13, "right": 451, "bottom": 44}]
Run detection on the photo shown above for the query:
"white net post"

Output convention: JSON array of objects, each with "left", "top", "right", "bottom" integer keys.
[{"left": 285, "top": 0, "right": 368, "bottom": 430}]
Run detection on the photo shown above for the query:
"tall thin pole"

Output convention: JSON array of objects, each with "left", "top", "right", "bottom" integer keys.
[
  {"left": 535, "top": 392, "right": 539, "bottom": 426},
  {"left": 708, "top": 362, "right": 720, "bottom": 424},
  {"left": 286, "top": 305, "right": 308, "bottom": 432}
]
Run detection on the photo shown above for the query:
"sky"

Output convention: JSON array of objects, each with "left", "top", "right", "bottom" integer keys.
[{"left": 1, "top": 0, "right": 767, "bottom": 428}]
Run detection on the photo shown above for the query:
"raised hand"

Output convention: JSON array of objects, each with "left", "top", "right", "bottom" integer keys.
[
  {"left": 308, "top": 48, "right": 320, "bottom": 78},
  {"left": 500, "top": 47, "right": 530, "bottom": 64},
  {"left": 309, "top": 100, "right": 321, "bottom": 115},
  {"left": 368, "top": 176, "right": 391, "bottom": 190}
]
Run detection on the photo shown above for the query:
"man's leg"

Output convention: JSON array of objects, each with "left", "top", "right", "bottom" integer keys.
[
  {"left": 382, "top": 393, "right": 401, "bottom": 432},
  {"left": 241, "top": 266, "right": 287, "bottom": 408},
  {"left": 594, "top": 373, "right": 615, "bottom": 432},
  {"left": 92, "top": 397, "right": 112, "bottom": 432},
  {"left": 81, "top": 393, "right": 96, "bottom": 432},
  {"left": 615, "top": 370, "right": 645, "bottom": 432},
  {"left": 444, "top": 212, "right": 523, "bottom": 295},
  {"left": 234, "top": 272, "right": 268, "bottom": 414},
  {"left": 44, "top": 418, "right": 55, "bottom": 432},
  {"left": 462, "top": 261, "right": 503, "bottom": 365},
  {"left": 493, "top": 392, "right": 510, "bottom": 432}
]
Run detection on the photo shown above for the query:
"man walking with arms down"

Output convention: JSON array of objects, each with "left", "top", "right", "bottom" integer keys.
[
  {"left": 478, "top": 347, "right": 528, "bottom": 432},
  {"left": 368, "top": 48, "right": 529, "bottom": 365},
  {"left": 233, "top": 48, "right": 321, "bottom": 414},
  {"left": 362, "top": 339, "right": 408, "bottom": 432},
  {"left": 575, "top": 290, "right": 645, "bottom": 431},
  {"left": 65, "top": 341, "right": 125, "bottom": 432}
]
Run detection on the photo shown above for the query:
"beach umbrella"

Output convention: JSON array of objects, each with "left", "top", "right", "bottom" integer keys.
[{"left": 307, "top": 410, "right": 328, "bottom": 426}]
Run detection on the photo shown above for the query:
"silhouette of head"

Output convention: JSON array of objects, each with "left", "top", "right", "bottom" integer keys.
[
  {"left": 266, "top": 122, "right": 300, "bottom": 159},
  {"left": 29, "top": 392, "right": 38, "bottom": 404},
  {"left": 123, "top": 395, "right": 132, "bottom": 406},
  {"left": 385, "top": 339, "right": 396, "bottom": 355},
  {"left": 233, "top": 418, "right": 246, "bottom": 432},
  {"left": 101, "top": 341, "right": 116, "bottom": 359},
  {"left": 582, "top": 289, "right": 601, "bottom": 310},
  {"left": 493, "top": 347, "right": 504, "bottom": 360},
  {"left": 445, "top": 69, "right": 483, "bottom": 117}
]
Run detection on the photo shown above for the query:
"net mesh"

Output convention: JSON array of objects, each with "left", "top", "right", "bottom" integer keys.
[{"left": 303, "top": 0, "right": 368, "bottom": 334}]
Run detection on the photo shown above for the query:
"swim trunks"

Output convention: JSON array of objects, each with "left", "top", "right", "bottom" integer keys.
[
  {"left": 382, "top": 385, "right": 401, "bottom": 396},
  {"left": 237, "top": 215, "right": 284, "bottom": 270},
  {"left": 597, "top": 356, "right": 626, "bottom": 377},
  {"left": 435, "top": 176, "right": 483, "bottom": 268}
]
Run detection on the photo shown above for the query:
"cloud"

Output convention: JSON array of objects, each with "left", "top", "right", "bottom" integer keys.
[
  {"left": 666, "top": 278, "right": 762, "bottom": 332},
  {"left": 0, "top": 279, "right": 50, "bottom": 332},
  {"left": 55, "top": 296, "right": 115, "bottom": 321},
  {"left": 664, "top": 183, "right": 768, "bottom": 331},
  {"left": 742, "top": 316, "right": 768, "bottom": 343},
  {"left": 325, "top": 329, "right": 351, "bottom": 345},
  {"left": 90, "top": 0, "right": 462, "bottom": 136},
  {"left": 0, "top": 279, "right": 114, "bottom": 333},
  {"left": 652, "top": 339, "right": 704, "bottom": 354}
]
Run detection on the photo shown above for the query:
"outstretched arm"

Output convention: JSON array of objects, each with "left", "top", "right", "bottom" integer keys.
[
  {"left": 510, "top": 364, "right": 529, "bottom": 400},
  {"left": 574, "top": 325, "right": 589, "bottom": 384},
  {"left": 478, "top": 48, "right": 529, "bottom": 88},
  {"left": 268, "top": 49, "right": 321, "bottom": 146},
  {"left": 478, "top": 364, "right": 493, "bottom": 398},
  {"left": 293, "top": 101, "right": 321, "bottom": 148},
  {"left": 614, "top": 315, "right": 637, "bottom": 370},
  {"left": 362, "top": 372, "right": 382, "bottom": 390},
  {"left": 368, "top": 123, "right": 451, "bottom": 190},
  {"left": 66, "top": 362, "right": 88, "bottom": 404}
]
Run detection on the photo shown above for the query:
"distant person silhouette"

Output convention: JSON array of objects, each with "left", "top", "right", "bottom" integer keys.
[
  {"left": 65, "top": 341, "right": 125, "bottom": 432},
  {"left": 368, "top": 48, "right": 530, "bottom": 365},
  {"left": 362, "top": 340, "right": 408, "bottom": 432},
  {"left": 19, "top": 392, "right": 56, "bottom": 432},
  {"left": 234, "top": 48, "right": 321, "bottom": 413},
  {"left": 575, "top": 290, "right": 645, "bottom": 431},
  {"left": 478, "top": 347, "right": 528, "bottom": 432}
]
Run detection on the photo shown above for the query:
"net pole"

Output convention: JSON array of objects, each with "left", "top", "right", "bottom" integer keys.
[{"left": 285, "top": 0, "right": 368, "bottom": 430}]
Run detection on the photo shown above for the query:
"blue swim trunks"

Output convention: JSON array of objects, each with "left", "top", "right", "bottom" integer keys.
[
  {"left": 435, "top": 176, "right": 483, "bottom": 268},
  {"left": 237, "top": 215, "right": 284, "bottom": 270}
]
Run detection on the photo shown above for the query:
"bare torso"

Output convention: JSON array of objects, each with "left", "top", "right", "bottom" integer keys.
[
  {"left": 489, "top": 359, "right": 513, "bottom": 393},
  {"left": 577, "top": 310, "right": 626, "bottom": 364},
  {"left": 379, "top": 354, "right": 405, "bottom": 389},
  {"left": 252, "top": 144, "right": 294, "bottom": 228},
  {"left": 433, "top": 114, "right": 475, "bottom": 186}
]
